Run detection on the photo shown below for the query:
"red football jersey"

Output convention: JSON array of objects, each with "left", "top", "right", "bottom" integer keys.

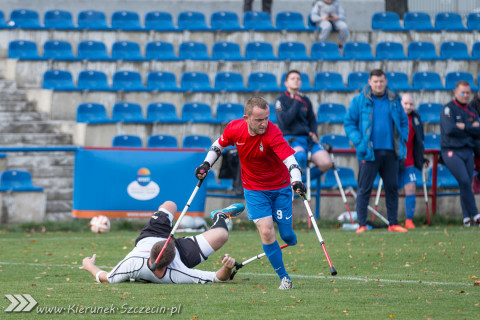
[{"left": 219, "top": 119, "right": 295, "bottom": 190}]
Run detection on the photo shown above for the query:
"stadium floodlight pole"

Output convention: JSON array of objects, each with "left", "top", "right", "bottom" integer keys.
[
  {"left": 301, "top": 193, "right": 337, "bottom": 276},
  {"left": 150, "top": 179, "right": 204, "bottom": 271},
  {"left": 229, "top": 244, "right": 289, "bottom": 280},
  {"left": 346, "top": 187, "right": 389, "bottom": 225},
  {"left": 422, "top": 166, "right": 431, "bottom": 225},
  {"left": 372, "top": 178, "right": 383, "bottom": 222}
]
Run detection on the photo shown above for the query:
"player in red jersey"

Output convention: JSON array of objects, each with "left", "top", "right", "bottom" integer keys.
[{"left": 195, "top": 97, "right": 306, "bottom": 289}]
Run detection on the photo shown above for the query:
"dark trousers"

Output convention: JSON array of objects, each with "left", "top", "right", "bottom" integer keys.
[
  {"left": 356, "top": 150, "right": 399, "bottom": 226},
  {"left": 244, "top": 0, "right": 272, "bottom": 13},
  {"left": 441, "top": 148, "right": 478, "bottom": 219}
]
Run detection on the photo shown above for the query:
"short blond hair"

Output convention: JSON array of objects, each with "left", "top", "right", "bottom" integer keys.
[{"left": 245, "top": 96, "right": 269, "bottom": 116}]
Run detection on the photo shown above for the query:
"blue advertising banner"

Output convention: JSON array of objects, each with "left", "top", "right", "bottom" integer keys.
[{"left": 73, "top": 147, "right": 207, "bottom": 219}]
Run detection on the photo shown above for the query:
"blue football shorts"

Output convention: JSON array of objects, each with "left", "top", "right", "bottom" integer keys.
[
  {"left": 244, "top": 185, "right": 293, "bottom": 224},
  {"left": 398, "top": 165, "right": 417, "bottom": 189},
  {"left": 284, "top": 135, "right": 324, "bottom": 154}
]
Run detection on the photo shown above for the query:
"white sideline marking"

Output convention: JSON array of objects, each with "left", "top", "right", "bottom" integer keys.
[{"left": 0, "top": 261, "right": 472, "bottom": 287}]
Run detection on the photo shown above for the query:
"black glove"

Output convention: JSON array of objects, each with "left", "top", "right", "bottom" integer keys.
[
  {"left": 322, "top": 143, "right": 332, "bottom": 153},
  {"left": 292, "top": 181, "right": 306, "bottom": 194},
  {"left": 195, "top": 161, "right": 210, "bottom": 179}
]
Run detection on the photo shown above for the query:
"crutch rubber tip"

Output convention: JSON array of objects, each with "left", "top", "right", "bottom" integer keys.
[
  {"left": 330, "top": 266, "right": 337, "bottom": 276},
  {"left": 150, "top": 262, "right": 158, "bottom": 272}
]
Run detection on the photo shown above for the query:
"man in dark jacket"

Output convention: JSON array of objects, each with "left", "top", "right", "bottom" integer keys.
[
  {"left": 399, "top": 93, "right": 425, "bottom": 229},
  {"left": 440, "top": 81, "right": 480, "bottom": 226},
  {"left": 469, "top": 90, "right": 480, "bottom": 193}
]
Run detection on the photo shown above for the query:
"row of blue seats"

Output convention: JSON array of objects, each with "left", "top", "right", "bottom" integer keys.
[
  {"left": 10, "top": 39, "right": 480, "bottom": 61},
  {"left": 0, "top": 9, "right": 315, "bottom": 31},
  {"left": 372, "top": 11, "right": 480, "bottom": 32},
  {"left": 43, "top": 69, "right": 479, "bottom": 92},
  {"left": 0, "top": 170, "right": 43, "bottom": 192},
  {"left": 78, "top": 100, "right": 443, "bottom": 125}
]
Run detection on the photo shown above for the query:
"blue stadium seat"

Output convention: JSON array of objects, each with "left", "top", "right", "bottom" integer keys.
[
  {"left": 320, "top": 134, "right": 351, "bottom": 150},
  {"left": 322, "top": 167, "right": 358, "bottom": 189},
  {"left": 43, "top": 69, "right": 77, "bottom": 90},
  {"left": 248, "top": 72, "right": 281, "bottom": 91},
  {"left": 215, "top": 72, "right": 248, "bottom": 91},
  {"left": 244, "top": 11, "right": 276, "bottom": 30},
  {"left": 307, "top": 13, "right": 320, "bottom": 30},
  {"left": 385, "top": 71, "right": 412, "bottom": 91},
  {"left": 44, "top": 10, "right": 76, "bottom": 29},
  {"left": 347, "top": 72, "right": 370, "bottom": 91},
  {"left": 371, "top": 11, "right": 404, "bottom": 31},
  {"left": 206, "top": 171, "right": 233, "bottom": 191},
  {"left": 280, "top": 72, "right": 313, "bottom": 91},
  {"left": 147, "top": 134, "right": 178, "bottom": 148},
  {"left": 473, "top": 42, "right": 480, "bottom": 59},
  {"left": 376, "top": 41, "right": 408, "bottom": 60},
  {"left": 278, "top": 41, "right": 310, "bottom": 60},
  {"left": 8, "top": 40, "right": 42, "bottom": 59},
  {"left": 111, "top": 10, "right": 143, "bottom": 31},
  {"left": 179, "top": 41, "right": 211, "bottom": 60},
  {"left": 314, "top": 72, "right": 347, "bottom": 91},
  {"left": 418, "top": 103, "right": 443, "bottom": 123},
  {"left": 112, "top": 134, "right": 143, "bottom": 148},
  {"left": 311, "top": 42, "right": 343, "bottom": 60},
  {"left": 112, "top": 102, "right": 149, "bottom": 123},
  {"left": 10, "top": 9, "right": 42, "bottom": 29},
  {"left": 424, "top": 133, "right": 440, "bottom": 150},
  {"left": 146, "top": 102, "right": 183, "bottom": 123},
  {"left": 440, "top": 41, "right": 472, "bottom": 60},
  {"left": 269, "top": 104, "right": 277, "bottom": 123},
  {"left": 211, "top": 11, "right": 243, "bottom": 31},
  {"left": 0, "top": 10, "right": 8, "bottom": 28},
  {"left": 182, "top": 103, "right": 216, "bottom": 123},
  {"left": 317, "top": 103, "right": 346, "bottom": 124},
  {"left": 77, "top": 10, "right": 110, "bottom": 30},
  {"left": 412, "top": 72, "right": 444, "bottom": 91},
  {"left": 216, "top": 103, "right": 244, "bottom": 123},
  {"left": 112, "top": 41, "right": 145, "bottom": 61},
  {"left": 435, "top": 12, "right": 467, "bottom": 31},
  {"left": 145, "top": 11, "right": 178, "bottom": 30},
  {"left": 43, "top": 40, "right": 77, "bottom": 60},
  {"left": 445, "top": 71, "right": 477, "bottom": 91},
  {"left": 275, "top": 11, "right": 307, "bottom": 31},
  {"left": 145, "top": 41, "right": 178, "bottom": 60},
  {"left": 212, "top": 41, "right": 244, "bottom": 60},
  {"left": 404, "top": 12, "right": 435, "bottom": 31},
  {"left": 76, "top": 103, "right": 114, "bottom": 124},
  {"left": 112, "top": 71, "right": 146, "bottom": 91},
  {"left": 343, "top": 41, "right": 375, "bottom": 60},
  {"left": 181, "top": 72, "right": 214, "bottom": 92},
  {"left": 0, "top": 170, "right": 43, "bottom": 192},
  {"left": 77, "top": 70, "right": 112, "bottom": 91},
  {"left": 245, "top": 41, "right": 277, "bottom": 60},
  {"left": 182, "top": 135, "right": 213, "bottom": 150},
  {"left": 467, "top": 12, "right": 480, "bottom": 30},
  {"left": 146, "top": 71, "right": 180, "bottom": 91},
  {"left": 77, "top": 40, "right": 111, "bottom": 60},
  {"left": 407, "top": 41, "right": 439, "bottom": 60},
  {"left": 429, "top": 165, "right": 458, "bottom": 188},
  {"left": 178, "top": 11, "right": 210, "bottom": 30}
]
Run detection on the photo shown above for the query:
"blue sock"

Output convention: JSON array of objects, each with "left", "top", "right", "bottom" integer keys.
[
  {"left": 294, "top": 151, "right": 307, "bottom": 171},
  {"left": 263, "top": 241, "right": 289, "bottom": 280},
  {"left": 405, "top": 195, "right": 416, "bottom": 220}
]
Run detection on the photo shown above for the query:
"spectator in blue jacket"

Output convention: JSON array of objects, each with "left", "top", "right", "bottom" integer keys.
[
  {"left": 440, "top": 80, "right": 480, "bottom": 226},
  {"left": 344, "top": 69, "right": 409, "bottom": 233},
  {"left": 275, "top": 70, "right": 332, "bottom": 176}
]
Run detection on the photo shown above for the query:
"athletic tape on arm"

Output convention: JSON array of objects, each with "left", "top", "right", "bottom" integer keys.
[
  {"left": 204, "top": 140, "right": 225, "bottom": 167},
  {"left": 283, "top": 155, "right": 302, "bottom": 182}
]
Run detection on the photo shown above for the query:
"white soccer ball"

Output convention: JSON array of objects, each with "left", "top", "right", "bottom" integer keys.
[{"left": 90, "top": 215, "right": 111, "bottom": 233}]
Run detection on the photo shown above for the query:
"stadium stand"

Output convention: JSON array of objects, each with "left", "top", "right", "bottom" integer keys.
[
  {"left": 146, "top": 102, "right": 183, "bottom": 123},
  {"left": 206, "top": 171, "right": 233, "bottom": 191},
  {"left": 445, "top": 71, "right": 477, "bottom": 91},
  {"left": 77, "top": 10, "right": 110, "bottom": 30},
  {"left": 8, "top": 40, "right": 42, "bottom": 59},
  {"left": 77, "top": 70, "right": 112, "bottom": 91},
  {"left": 181, "top": 103, "right": 216, "bottom": 123},
  {"left": 44, "top": 10, "right": 76, "bottom": 30},
  {"left": 182, "top": 134, "right": 213, "bottom": 150},
  {"left": 147, "top": 71, "right": 180, "bottom": 91},
  {"left": 403, "top": 11, "right": 436, "bottom": 31},
  {"left": 111, "top": 41, "right": 145, "bottom": 61},
  {"left": 212, "top": 41, "right": 244, "bottom": 60},
  {"left": 0, "top": 170, "right": 43, "bottom": 192},
  {"left": 412, "top": 71, "right": 445, "bottom": 91},
  {"left": 275, "top": 11, "right": 308, "bottom": 31},
  {"left": 440, "top": 41, "right": 472, "bottom": 60},
  {"left": 434, "top": 12, "right": 467, "bottom": 31},
  {"left": 10, "top": 9, "right": 42, "bottom": 29},
  {"left": 145, "top": 11, "right": 178, "bottom": 31},
  {"left": 177, "top": 11, "right": 210, "bottom": 30},
  {"left": 210, "top": 11, "right": 243, "bottom": 31},
  {"left": 375, "top": 41, "right": 408, "bottom": 60},
  {"left": 245, "top": 41, "right": 277, "bottom": 60},
  {"left": 179, "top": 41, "right": 211, "bottom": 60},
  {"left": 418, "top": 103, "right": 443, "bottom": 124},
  {"left": 322, "top": 167, "right": 358, "bottom": 189},
  {"left": 111, "top": 10, "right": 144, "bottom": 31},
  {"left": 371, "top": 11, "right": 404, "bottom": 31},
  {"left": 314, "top": 72, "right": 347, "bottom": 91},
  {"left": 181, "top": 72, "right": 214, "bottom": 91},
  {"left": 145, "top": 41, "right": 179, "bottom": 60},
  {"left": 347, "top": 72, "right": 369, "bottom": 91},
  {"left": 111, "top": 102, "right": 149, "bottom": 123},
  {"left": 216, "top": 103, "right": 244, "bottom": 123},
  {"left": 343, "top": 41, "right": 376, "bottom": 60},
  {"left": 76, "top": 103, "right": 114, "bottom": 124},
  {"left": 243, "top": 11, "right": 276, "bottom": 31},
  {"left": 429, "top": 165, "right": 458, "bottom": 188},
  {"left": 112, "top": 70, "right": 146, "bottom": 91},
  {"left": 147, "top": 134, "right": 178, "bottom": 148},
  {"left": 43, "top": 40, "right": 77, "bottom": 60},
  {"left": 467, "top": 12, "right": 480, "bottom": 30},
  {"left": 320, "top": 134, "right": 351, "bottom": 150},
  {"left": 248, "top": 72, "right": 281, "bottom": 91},
  {"left": 407, "top": 41, "right": 440, "bottom": 60},
  {"left": 112, "top": 134, "right": 143, "bottom": 148},
  {"left": 278, "top": 41, "right": 310, "bottom": 60},
  {"left": 424, "top": 133, "right": 440, "bottom": 150},
  {"left": 215, "top": 72, "right": 248, "bottom": 91},
  {"left": 317, "top": 103, "right": 346, "bottom": 124},
  {"left": 43, "top": 69, "right": 77, "bottom": 90},
  {"left": 311, "top": 41, "right": 343, "bottom": 60},
  {"left": 385, "top": 71, "right": 412, "bottom": 91},
  {"left": 77, "top": 40, "right": 111, "bottom": 60}
]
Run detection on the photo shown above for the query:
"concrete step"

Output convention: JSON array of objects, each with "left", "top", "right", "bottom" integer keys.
[
  {"left": 45, "top": 188, "right": 73, "bottom": 201},
  {"left": 0, "top": 121, "right": 62, "bottom": 134},
  {"left": 6, "top": 152, "right": 75, "bottom": 168},
  {"left": 0, "top": 133, "right": 73, "bottom": 145},
  {"left": 46, "top": 200, "right": 73, "bottom": 214},
  {"left": 0, "top": 112, "right": 49, "bottom": 122},
  {"left": 45, "top": 212, "right": 74, "bottom": 221},
  {"left": 0, "top": 80, "right": 16, "bottom": 90},
  {"left": 0, "top": 90, "right": 27, "bottom": 101},
  {"left": 0, "top": 101, "right": 35, "bottom": 112}
]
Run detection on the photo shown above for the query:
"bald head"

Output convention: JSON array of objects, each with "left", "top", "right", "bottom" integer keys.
[{"left": 401, "top": 93, "right": 415, "bottom": 114}]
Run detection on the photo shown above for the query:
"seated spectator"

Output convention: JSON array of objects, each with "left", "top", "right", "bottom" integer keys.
[{"left": 310, "top": 0, "right": 349, "bottom": 49}]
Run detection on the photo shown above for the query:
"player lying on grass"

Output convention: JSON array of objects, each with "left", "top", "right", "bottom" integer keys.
[{"left": 80, "top": 201, "right": 244, "bottom": 284}]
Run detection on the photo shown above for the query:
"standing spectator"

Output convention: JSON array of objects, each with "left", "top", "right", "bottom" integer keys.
[
  {"left": 469, "top": 90, "right": 480, "bottom": 193},
  {"left": 440, "top": 81, "right": 480, "bottom": 226},
  {"left": 310, "top": 0, "right": 350, "bottom": 49},
  {"left": 399, "top": 93, "right": 426, "bottom": 229},
  {"left": 275, "top": 70, "right": 332, "bottom": 176},
  {"left": 195, "top": 97, "right": 306, "bottom": 289},
  {"left": 244, "top": 0, "right": 272, "bottom": 14},
  {"left": 344, "top": 69, "right": 409, "bottom": 233}
]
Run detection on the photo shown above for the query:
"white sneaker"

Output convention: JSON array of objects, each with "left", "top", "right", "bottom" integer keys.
[
  {"left": 463, "top": 218, "right": 471, "bottom": 227},
  {"left": 278, "top": 277, "right": 293, "bottom": 290}
]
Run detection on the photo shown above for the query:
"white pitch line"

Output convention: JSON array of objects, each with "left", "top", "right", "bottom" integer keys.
[{"left": 0, "top": 261, "right": 473, "bottom": 287}]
